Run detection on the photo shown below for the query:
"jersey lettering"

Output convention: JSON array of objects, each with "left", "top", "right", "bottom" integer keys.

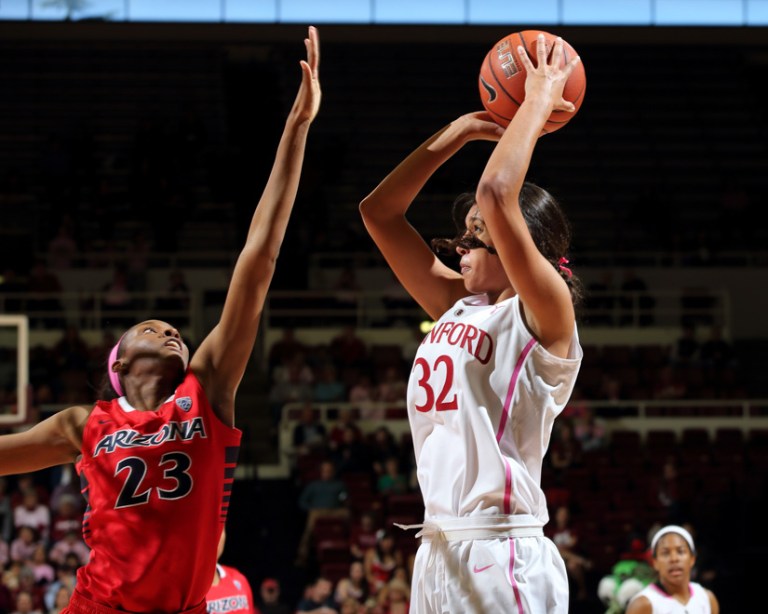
[
  {"left": 93, "top": 417, "right": 206, "bottom": 456},
  {"left": 413, "top": 355, "right": 458, "bottom": 412},
  {"left": 421, "top": 321, "right": 494, "bottom": 364},
  {"left": 207, "top": 596, "right": 249, "bottom": 612}
]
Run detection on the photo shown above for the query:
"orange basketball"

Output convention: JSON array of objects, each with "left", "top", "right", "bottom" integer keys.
[{"left": 478, "top": 30, "right": 586, "bottom": 134}]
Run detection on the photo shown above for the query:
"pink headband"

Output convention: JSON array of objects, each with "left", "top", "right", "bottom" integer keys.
[
  {"left": 108, "top": 335, "right": 125, "bottom": 397},
  {"left": 557, "top": 257, "right": 573, "bottom": 279}
]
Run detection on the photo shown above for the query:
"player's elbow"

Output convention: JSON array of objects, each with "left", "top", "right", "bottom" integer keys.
[{"left": 476, "top": 174, "right": 516, "bottom": 213}]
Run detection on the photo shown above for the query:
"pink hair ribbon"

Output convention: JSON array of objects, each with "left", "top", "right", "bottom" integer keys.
[{"left": 557, "top": 257, "right": 573, "bottom": 279}]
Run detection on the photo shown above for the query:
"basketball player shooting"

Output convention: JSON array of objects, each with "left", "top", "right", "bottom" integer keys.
[{"left": 359, "top": 34, "right": 583, "bottom": 613}]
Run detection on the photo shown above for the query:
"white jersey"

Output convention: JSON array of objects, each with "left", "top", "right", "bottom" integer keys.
[
  {"left": 407, "top": 294, "right": 582, "bottom": 523},
  {"left": 630, "top": 581, "right": 712, "bottom": 613}
]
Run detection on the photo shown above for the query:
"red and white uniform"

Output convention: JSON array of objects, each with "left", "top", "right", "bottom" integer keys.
[
  {"left": 206, "top": 565, "right": 258, "bottom": 614},
  {"left": 405, "top": 295, "right": 582, "bottom": 614},
  {"left": 74, "top": 371, "right": 241, "bottom": 613},
  {"left": 629, "top": 581, "right": 713, "bottom": 613}
]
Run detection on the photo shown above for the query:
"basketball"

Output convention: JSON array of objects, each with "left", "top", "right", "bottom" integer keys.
[{"left": 478, "top": 30, "right": 586, "bottom": 134}]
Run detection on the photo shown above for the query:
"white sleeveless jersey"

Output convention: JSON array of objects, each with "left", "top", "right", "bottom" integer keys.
[
  {"left": 407, "top": 294, "right": 582, "bottom": 523},
  {"left": 630, "top": 581, "right": 712, "bottom": 613}
]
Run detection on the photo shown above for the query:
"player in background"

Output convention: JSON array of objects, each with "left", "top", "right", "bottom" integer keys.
[
  {"left": 0, "top": 25, "right": 321, "bottom": 614},
  {"left": 207, "top": 528, "right": 258, "bottom": 614},
  {"left": 359, "top": 34, "right": 583, "bottom": 613},
  {"left": 626, "top": 525, "right": 719, "bottom": 614}
]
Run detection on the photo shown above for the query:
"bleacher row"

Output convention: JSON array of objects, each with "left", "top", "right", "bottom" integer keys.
[{"left": 294, "top": 422, "right": 767, "bottom": 589}]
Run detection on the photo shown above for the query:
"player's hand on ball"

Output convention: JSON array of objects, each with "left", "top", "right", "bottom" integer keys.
[
  {"left": 518, "top": 34, "right": 580, "bottom": 114},
  {"left": 457, "top": 111, "right": 506, "bottom": 142}
]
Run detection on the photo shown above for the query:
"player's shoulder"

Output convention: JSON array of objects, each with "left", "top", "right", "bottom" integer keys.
[{"left": 625, "top": 593, "right": 653, "bottom": 614}]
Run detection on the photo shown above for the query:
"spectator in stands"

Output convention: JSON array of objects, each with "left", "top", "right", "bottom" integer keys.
[
  {"left": 549, "top": 419, "right": 583, "bottom": 481},
  {"left": 47, "top": 585, "right": 72, "bottom": 614},
  {"left": 10, "top": 527, "right": 41, "bottom": 564},
  {"left": 256, "top": 578, "right": 291, "bottom": 614},
  {"left": 12, "top": 564, "right": 46, "bottom": 610},
  {"left": 374, "top": 367, "right": 407, "bottom": 404},
  {"left": 29, "top": 544, "right": 54, "bottom": 585},
  {"left": 368, "top": 427, "right": 400, "bottom": 479},
  {"left": 10, "top": 475, "right": 48, "bottom": 509},
  {"left": 374, "top": 577, "right": 410, "bottom": 614},
  {"left": 329, "top": 326, "right": 368, "bottom": 374},
  {"left": 334, "top": 560, "right": 369, "bottom": 606},
  {"left": 328, "top": 408, "right": 363, "bottom": 451},
  {"left": 700, "top": 325, "right": 734, "bottom": 370},
  {"left": 347, "top": 373, "right": 376, "bottom": 406},
  {"left": 338, "top": 597, "right": 363, "bottom": 614},
  {"left": 376, "top": 457, "right": 409, "bottom": 497},
  {"left": 0, "top": 537, "right": 8, "bottom": 569},
  {"left": 332, "top": 426, "right": 372, "bottom": 477},
  {"left": 10, "top": 589, "right": 43, "bottom": 614},
  {"left": 295, "top": 460, "right": 349, "bottom": 567},
  {"left": 573, "top": 404, "right": 607, "bottom": 452},
  {"left": 292, "top": 403, "right": 329, "bottom": 459},
  {"left": 363, "top": 530, "right": 404, "bottom": 596},
  {"left": 349, "top": 511, "right": 381, "bottom": 562},
  {"left": 267, "top": 329, "right": 306, "bottom": 377},
  {"left": 269, "top": 353, "right": 314, "bottom": 426},
  {"left": 48, "top": 529, "right": 90, "bottom": 567},
  {"left": 13, "top": 490, "right": 50, "bottom": 544},
  {"left": 313, "top": 363, "right": 347, "bottom": 403},
  {"left": 43, "top": 552, "right": 79, "bottom": 612},
  {"left": 650, "top": 456, "right": 686, "bottom": 525},
  {"left": 296, "top": 576, "right": 338, "bottom": 614},
  {"left": 546, "top": 505, "right": 592, "bottom": 601}
]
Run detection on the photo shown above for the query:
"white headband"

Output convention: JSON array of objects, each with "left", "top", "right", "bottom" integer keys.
[{"left": 651, "top": 525, "right": 695, "bottom": 555}]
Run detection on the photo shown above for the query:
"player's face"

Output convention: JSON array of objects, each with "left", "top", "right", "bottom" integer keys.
[
  {"left": 125, "top": 320, "right": 190, "bottom": 369},
  {"left": 652, "top": 533, "right": 695, "bottom": 588},
  {"left": 457, "top": 207, "right": 509, "bottom": 297}
]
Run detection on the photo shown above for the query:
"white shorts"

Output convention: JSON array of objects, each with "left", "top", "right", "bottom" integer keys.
[{"left": 405, "top": 518, "right": 569, "bottom": 614}]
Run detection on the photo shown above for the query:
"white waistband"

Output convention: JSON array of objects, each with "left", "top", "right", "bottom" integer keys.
[{"left": 394, "top": 515, "right": 544, "bottom": 543}]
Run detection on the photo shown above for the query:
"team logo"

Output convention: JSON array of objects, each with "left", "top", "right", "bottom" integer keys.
[
  {"left": 176, "top": 396, "right": 193, "bottom": 412},
  {"left": 478, "top": 75, "right": 497, "bottom": 104},
  {"left": 454, "top": 308, "right": 464, "bottom": 316}
]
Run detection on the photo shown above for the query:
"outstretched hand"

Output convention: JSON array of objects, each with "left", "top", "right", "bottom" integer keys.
[
  {"left": 291, "top": 25, "right": 321, "bottom": 124},
  {"left": 518, "top": 33, "right": 580, "bottom": 113}
]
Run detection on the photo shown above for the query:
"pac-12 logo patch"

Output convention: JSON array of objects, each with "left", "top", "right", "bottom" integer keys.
[{"left": 176, "top": 396, "right": 193, "bottom": 412}]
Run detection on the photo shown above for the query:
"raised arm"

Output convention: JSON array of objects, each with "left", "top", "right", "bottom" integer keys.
[
  {"left": 359, "top": 113, "right": 503, "bottom": 320},
  {"left": 190, "top": 26, "right": 321, "bottom": 425},
  {"left": 475, "top": 35, "right": 580, "bottom": 356},
  {"left": 0, "top": 405, "right": 88, "bottom": 476}
]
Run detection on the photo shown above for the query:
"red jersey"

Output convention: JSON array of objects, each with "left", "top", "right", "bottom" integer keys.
[
  {"left": 75, "top": 371, "right": 241, "bottom": 612},
  {"left": 206, "top": 565, "right": 259, "bottom": 614}
]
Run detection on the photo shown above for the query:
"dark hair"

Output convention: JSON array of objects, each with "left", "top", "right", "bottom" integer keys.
[{"left": 430, "top": 183, "right": 584, "bottom": 307}]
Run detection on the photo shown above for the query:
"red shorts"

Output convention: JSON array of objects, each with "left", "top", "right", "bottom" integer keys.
[{"left": 64, "top": 590, "right": 207, "bottom": 614}]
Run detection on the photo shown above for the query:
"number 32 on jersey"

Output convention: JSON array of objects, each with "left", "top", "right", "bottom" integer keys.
[{"left": 413, "top": 355, "right": 458, "bottom": 412}]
